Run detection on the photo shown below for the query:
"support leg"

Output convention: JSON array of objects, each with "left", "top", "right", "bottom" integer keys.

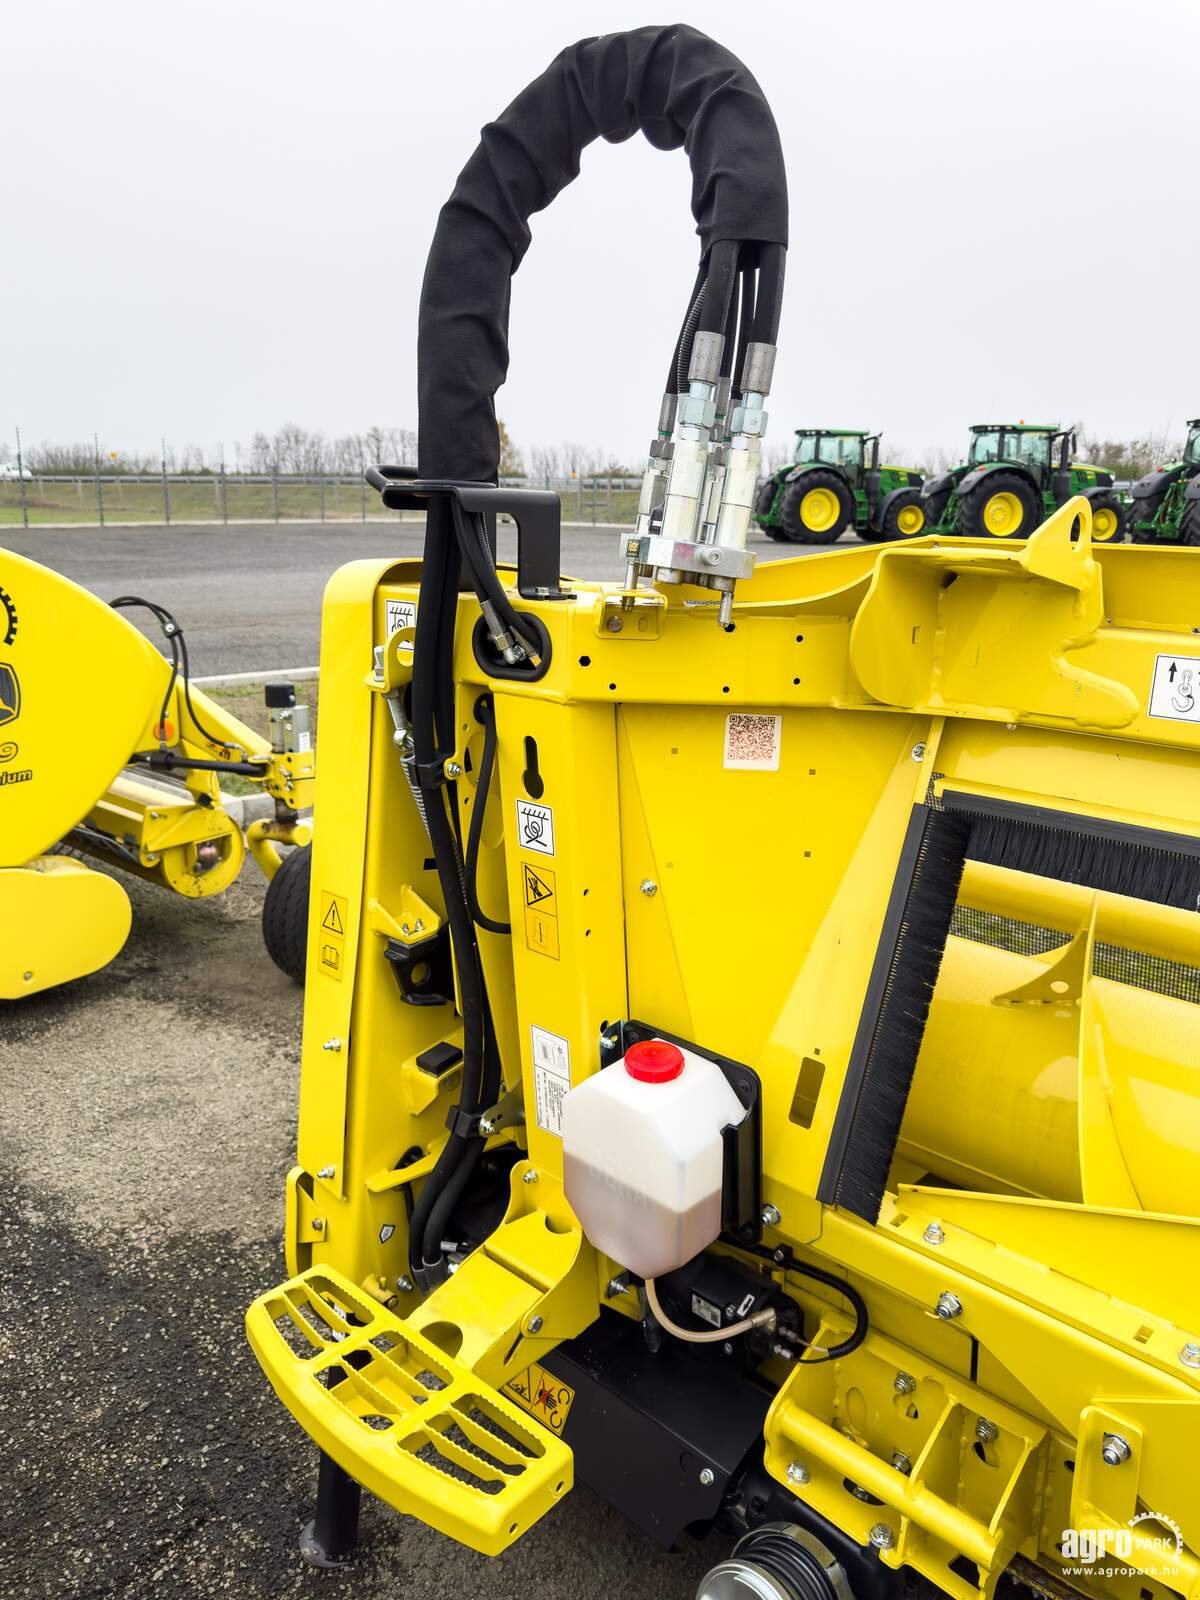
[{"left": 299, "top": 1452, "right": 362, "bottom": 1568}]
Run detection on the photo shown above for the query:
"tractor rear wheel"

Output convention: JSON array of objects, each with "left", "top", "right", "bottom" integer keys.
[
  {"left": 755, "top": 478, "right": 790, "bottom": 542},
  {"left": 779, "top": 471, "right": 853, "bottom": 544},
  {"left": 878, "top": 489, "right": 927, "bottom": 541},
  {"left": 958, "top": 472, "right": 1040, "bottom": 539},
  {"left": 1179, "top": 501, "right": 1200, "bottom": 546},
  {"left": 262, "top": 841, "right": 311, "bottom": 985},
  {"left": 1087, "top": 492, "right": 1125, "bottom": 543}
]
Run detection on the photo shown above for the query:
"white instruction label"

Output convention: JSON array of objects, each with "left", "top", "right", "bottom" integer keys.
[
  {"left": 723, "top": 712, "right": 782, "bottom": 771},
  {"left": 1148, "top": 653, "right": 1200, "bottom": 724},
  {"left": 530, "top": 1025, "right": 571, "bottom": 1136},
  {"left": 516, "top": 799, "right": 555, "bottom": 856},
  {"left": 384, "top": 598, "right": 417, "bottom": 640}
]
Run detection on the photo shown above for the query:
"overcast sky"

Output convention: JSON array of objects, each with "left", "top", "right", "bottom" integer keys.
[{"left": 4, "top": 0, "right": 1198, "bottom": 468}]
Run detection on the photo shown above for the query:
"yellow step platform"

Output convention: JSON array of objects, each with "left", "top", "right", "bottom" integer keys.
[{"left": 246, "top": 1265, "right": 572, "bottom": 1555}]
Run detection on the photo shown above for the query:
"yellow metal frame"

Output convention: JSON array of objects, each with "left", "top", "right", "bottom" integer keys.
[{"left": 250, "top": 503, "right": 1200, "bottom": 1593}]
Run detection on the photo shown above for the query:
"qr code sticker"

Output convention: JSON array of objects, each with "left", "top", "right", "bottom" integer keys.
[{"left": 723, "top": 712, "right": 782, "bottom": 771}]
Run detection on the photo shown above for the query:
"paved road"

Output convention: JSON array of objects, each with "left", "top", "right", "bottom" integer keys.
[{"left": 1, "top": 519, "right": 857, "bottom": 677}]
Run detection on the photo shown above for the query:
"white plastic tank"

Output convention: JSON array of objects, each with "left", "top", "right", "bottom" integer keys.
[{"left": 561, "top": 1038, "right": 746, "bottom": 1279}]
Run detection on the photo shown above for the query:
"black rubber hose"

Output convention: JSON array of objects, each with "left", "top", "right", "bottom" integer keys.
[
  {"left": 731, "top": 257, "right": 757, "bottom": 399},
  {"left": 667, "top": 260, "right": 708, "bottom": 396},
  {"left": 749, "top": 240, "right": 786, "bottom": 347},
  {"left": 418, "top": 25, "right": 788, "bottom": 481},
  {"left": 696, "top": 238, "right": 740, "bottom": 339},
  {"left": 465, "top": 696, "right": 511, "bottom": 935},
  {"left": 744, "top": 1242, "right": 868, "bottom": 1363}
]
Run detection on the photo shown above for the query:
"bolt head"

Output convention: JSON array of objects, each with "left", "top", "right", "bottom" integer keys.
[
  {"left": 311, "top": 1217, "right": 325, "bottom": 1232},
  {"left": 911, "top": 742, "right": 926, "bottom": 762},
  {"left": 1181, "top": 1342, "right": 1200, "bottom": 1368},
  {"left": 891, "top": 1451, "right": 912, "bottom": 1475},
  {"left": 702, "top": 547, "right": 723, "bottom": 566},
  {"left": 1100, "top": 1433, "right": 1131, "bottom": 1467},
  {"left": 761, "top": 1203, "right": 782, "bottom": 1228},
  {"left": 639, "top": 878, "right": 658, "bottom": 896},
  {"left": 786, "top": 1460, "right": 810, "bottom": 1486},
  {"left": 605, "top": 1275, "right": 628, "bottom": 1299},
  {"left": 479, "top": 1117, "right": 496, "bottom": 1137},
  {"left": 698, "top": 1467, "right": 715, "bottom": 1487},
  {"left": 975, "top": 1418, "right": 999, "bottom": 1445},
  {"left": 923, "top": 1221, "right": 945, "bottom": 1245},
  {"left": 893, "top": 1372, "right": 917, "bottom": 1395},
  {"left": 934, "top": 1291, "right": 963, "bottom": 1320},
  {"left": 445, "top": 760, "right": 464, "bottom": 778},
  {"left": 395, "top": 1276, "right": 414, "bottom": 1293},
  {"left": 606, "top": 615, "right": 623, "bottom": 632},
  {"left": 868, "top": 1524, "right": 896, "bottom": 1551},
  {"left": 322, "top": 1037, "right": 343, "bottom": 1053},
  {"left": 526, "top": 1314, "right": 544, "bottom": 1335},
  {"left": 316, "top": 1165, "right": 335, "bottom": 1180},
  {"left": 522, "top": 1169, "right": 538, "bottom": 1184}
]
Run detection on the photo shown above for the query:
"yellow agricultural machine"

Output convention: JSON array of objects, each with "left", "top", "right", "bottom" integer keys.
[
  {"left": 245, "top": 26, "right": 1200, "bottom": 1600},
  {"left": 0, "top": 551, "right": 314, "bottom": 996}
]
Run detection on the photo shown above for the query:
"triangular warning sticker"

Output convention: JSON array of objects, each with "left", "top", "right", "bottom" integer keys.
[
  {"left": 523, "top": 864, "right": 553, "bottom": 906},
  {"left": 321, "top": 901, "right": 344, "bottom": 933}
]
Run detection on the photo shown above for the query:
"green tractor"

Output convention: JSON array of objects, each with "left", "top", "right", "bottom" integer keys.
[
  {"left": 921, "top": 422, "right": 1126, "bottom": 542},
  {"left": 1127, "top": 420, "right": 1200, "bottom": 545},
  {"left": 754, "top": 428, "right": 925, "bottom": 544}
]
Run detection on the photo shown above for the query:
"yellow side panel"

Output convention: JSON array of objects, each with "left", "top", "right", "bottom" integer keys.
[{"left": 0, "top": 857, "right": 131, "bottom": 996}]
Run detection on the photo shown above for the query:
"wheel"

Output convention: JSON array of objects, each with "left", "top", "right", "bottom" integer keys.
[
  {"left": 922, "top": 490, "right": 953, "bottom": 532},
  {"left": 778, "top": 471, "right": 853, "bottom": 544},
  {"left": 262, "top": 841, "right": 311, "bottom": 984},
  {"left": 958, "top": 471, "right": 1040, "bottom": 539},
  {"left": 1180, "top": 501, "right": 1200, "bottom": 546},
  {"left": 754, "top": 478, "right": 790, "bottom": 542},
  {"left": 1087, "top": 491, "right": 1125, "bottom": 542},
  {"left": 877, "top": 489, "right": 927, "bottom": 541}
]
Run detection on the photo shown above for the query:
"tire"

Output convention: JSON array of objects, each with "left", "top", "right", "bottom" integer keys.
[
  {"left": 923, "top": 491, "right": 953, "bottom": 532},
  {"left": 754, "top": 477, "right": 790, "bottom": 542},
  {"left": 958, "top": 471, "right": 1040, "bottom": 539},
  {"left": 779, "top": 470, "right": 853, "bottom": 544},
  {"left": 1180, "top": 501, "right": 1200, "bottom": 546},
  {"left": 1086, "top": 491, "right": 1125, "bottom": 543},
  {"left": 262, "top": 841, "right": 311, "bottom": 985},
  {"left": 877, "top": 488, "right": 927, "bottom": 542}
]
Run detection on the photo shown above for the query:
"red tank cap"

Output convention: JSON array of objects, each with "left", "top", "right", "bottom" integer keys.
[{"left": 624, "top": 1039, "right": 685, "bottom": 1083}]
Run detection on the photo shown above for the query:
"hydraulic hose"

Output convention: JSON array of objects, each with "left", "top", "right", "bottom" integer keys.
[{"left": 407, "top": 24, "right": 789, "bottom": 1281}]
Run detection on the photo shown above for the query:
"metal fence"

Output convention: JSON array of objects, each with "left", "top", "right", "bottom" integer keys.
[{"left": 0, "top": 469, "right": 644, "bottom": 530}]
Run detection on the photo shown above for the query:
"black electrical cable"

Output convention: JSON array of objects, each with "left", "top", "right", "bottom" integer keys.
[
  {"left": 744, "top": 1241, "right": 869, "bottom": 1363},
  {"left": 465, "top": 696, "right": 511, "bottom": 935},
  {"left": 109, "top": 595, "right": 242, "bottom": 756}
]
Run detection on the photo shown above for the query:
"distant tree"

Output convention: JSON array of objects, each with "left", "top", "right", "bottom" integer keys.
[
  {"left": 1079, "top": 428, "right": 1183, "bottom": 480},
  {"left": 498, "top": 419, "right": 525, "bottom": 478}
]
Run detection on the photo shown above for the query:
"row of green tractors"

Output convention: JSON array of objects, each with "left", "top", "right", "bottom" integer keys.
[{"left": 754, "top": 420, "right": 1200, "bottom": 545}]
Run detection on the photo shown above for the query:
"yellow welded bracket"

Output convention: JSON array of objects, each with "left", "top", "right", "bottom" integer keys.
[
  {"left": 765, "top": 1313, "right": 1044, "bottom": 1600},
  {"left": 404, "top": 1162, "right": 597, "bottom": 1391},
  {"left": 246, "top": 1263, "right": 572, "bottom": 1556},
  {"left": 848, "top": 497, "right": 1140, "bottom": 731}
]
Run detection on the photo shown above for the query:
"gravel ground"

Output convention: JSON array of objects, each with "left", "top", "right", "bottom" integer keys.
[{"left": 0, "top": 868, "right": 720, "bottom": 1599}]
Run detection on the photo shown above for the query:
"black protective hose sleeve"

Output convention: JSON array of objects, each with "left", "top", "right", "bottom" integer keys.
[
  {"left": 418, "top": 25, "right": 788, "bottom": 480},
  {"left": 465, "top": 698, "right": 511, "bottom": 935}
]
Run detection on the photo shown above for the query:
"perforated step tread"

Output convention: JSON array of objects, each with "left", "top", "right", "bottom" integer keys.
[{"left": 246, "top": 1265, "right": 572, "bottom": 1555}]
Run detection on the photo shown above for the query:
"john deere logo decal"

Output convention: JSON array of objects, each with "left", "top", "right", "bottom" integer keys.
[{"left": 0, "top": 664, "right": 19, "bottom": 728}]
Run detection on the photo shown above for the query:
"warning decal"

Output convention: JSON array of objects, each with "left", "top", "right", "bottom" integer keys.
[
  {"left": 1148, "top": 653, "right": 1200, "bottom": 724},
  {"left": 723, "top": 712, "right": 782, "bottom": 771},
  {"left": 384, "top": 598, "right": 417, "bottom": 641},
  {"left": 523, "top": 863, "right": 559, "bottom": 959},
  {"left": 503, "top": 1363, "right": 575, "bottom": 1434},
  {"left": 516, "top": 799, "right": 555, "bottom": 856},
  {"left": 530, "top": 1025, "right": 571, "bottom": 1136},
  {"left": 317, "top": 890, "right": 348, "bottom": 981}
]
